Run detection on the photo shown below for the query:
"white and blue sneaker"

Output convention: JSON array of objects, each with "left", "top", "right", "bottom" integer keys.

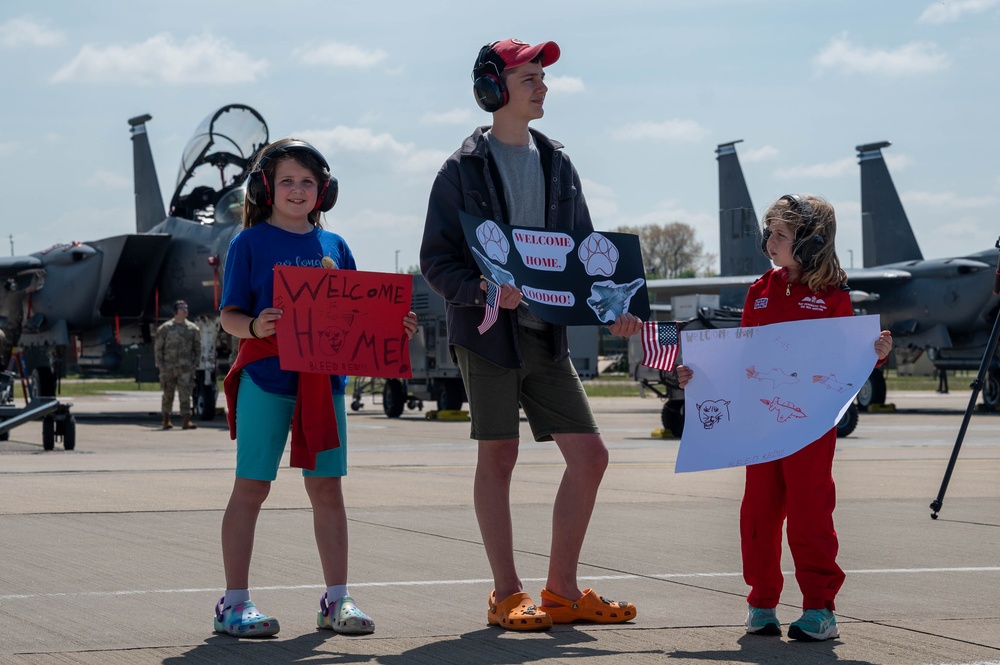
[
  {"left": 745, "top": 604, "right": 781, "bottom": 635},
  {"left": 788, "top": 608, "right": 839, "bottom": 641}
]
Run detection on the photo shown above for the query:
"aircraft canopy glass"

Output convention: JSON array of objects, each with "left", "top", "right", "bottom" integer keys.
[{"left": 170, "top": 104, "right": 268, "bottom": 223}]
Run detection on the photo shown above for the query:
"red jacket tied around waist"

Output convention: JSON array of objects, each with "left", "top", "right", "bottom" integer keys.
[{"left": 224, "top": 336, "right": 340, "bottom": 471}]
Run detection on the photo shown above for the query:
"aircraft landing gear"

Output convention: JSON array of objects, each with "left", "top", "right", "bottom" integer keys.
[
  {"left": 193, "top": 370, "right": 218, "bottom": 421},
  {"left": 836, "top": 403, "right": 859, "bottom": 438},
  {"left": 981, "top": 368, "right": 1000, "bottom": 411},
  {"left": 661, "top": 400, "right": 684, "bottom": 437},
  {"left": 41, "top": 407, "right": 75, "bottom": 451},
  {"left": 856, "top": 368, "right": 886, "bottom": 411},
  {"left": 435, "top": 378, "right": 465, "bottom": 411},
  {"left": 383, "top": 379, "right": 405, "bottom": 418}
]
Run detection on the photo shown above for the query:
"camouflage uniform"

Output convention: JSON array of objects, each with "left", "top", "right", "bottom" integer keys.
[{"left": 155, "top": 319, "right": 201, "bottom": 418}]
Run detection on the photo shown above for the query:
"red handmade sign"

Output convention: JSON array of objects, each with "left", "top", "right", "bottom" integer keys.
[{"left": 273, "top": 266, "right": 413, "bottom": 378}]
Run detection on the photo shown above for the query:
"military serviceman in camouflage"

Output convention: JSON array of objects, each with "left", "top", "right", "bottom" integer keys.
[{"left": 155, "top": 300, "right": 202, "bottom": 430}]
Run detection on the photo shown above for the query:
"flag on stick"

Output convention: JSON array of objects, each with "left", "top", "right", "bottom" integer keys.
[
  {"left": 478, "top": 280, "right": 500, "bottom": 335},
  {"left": 641, "top": 321, "right": 679, "bottom": 371}
]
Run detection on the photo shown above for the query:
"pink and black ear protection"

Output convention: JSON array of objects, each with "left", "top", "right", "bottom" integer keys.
[{"left": 245, "top": 140, "right": 338, "bottom": 212}]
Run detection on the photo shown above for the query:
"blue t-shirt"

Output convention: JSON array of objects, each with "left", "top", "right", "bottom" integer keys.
[{"left": 221, "top": 222, "right": 357, "bottom": 396}]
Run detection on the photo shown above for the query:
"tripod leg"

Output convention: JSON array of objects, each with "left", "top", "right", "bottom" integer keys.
[{"left": 930, "top": 239, "right": 1000, "bottom": 518}]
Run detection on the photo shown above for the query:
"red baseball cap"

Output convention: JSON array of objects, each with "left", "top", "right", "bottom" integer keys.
[{"left": 489, "top": 38, "right": 560, "bottom": 71}]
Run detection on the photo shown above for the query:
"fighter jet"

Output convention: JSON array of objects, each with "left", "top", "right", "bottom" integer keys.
[
  {"left": 586, "top": 278, "right": 645, "bottom": 323},
  {"left": 0, "top": 104, "right": 268, "bottom": 419},
  {"left": 470, "top": 246, "right": 517, "bottom": 287},
  {"left": 645, "top": 140, "right": 1000, "bottom": 411}
]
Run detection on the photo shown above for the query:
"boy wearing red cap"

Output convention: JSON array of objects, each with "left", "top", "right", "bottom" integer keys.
[{"left": 420, "top": 39, "right": 641, "bottom": 631}]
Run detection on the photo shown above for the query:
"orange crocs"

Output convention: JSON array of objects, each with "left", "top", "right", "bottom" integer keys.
[
  {"left": 487, "top": 591, "right": 553, "bottom": 631},
  {"left": 539, "top": 588, "right": 637, "bottom": 624}
]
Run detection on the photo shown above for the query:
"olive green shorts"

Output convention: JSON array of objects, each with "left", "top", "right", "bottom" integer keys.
[{"left": 454, "top": 326, "right": 599, "bottom": 441}]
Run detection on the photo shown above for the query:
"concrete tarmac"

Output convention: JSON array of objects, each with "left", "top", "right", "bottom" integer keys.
[{"left": 1, "top": 387, "right": 998, "bottom": 664}]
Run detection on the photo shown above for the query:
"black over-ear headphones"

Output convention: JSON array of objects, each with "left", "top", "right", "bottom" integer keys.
[
  {"left": 472, "top": 43, "right": 508, "bottom": 113},
  {"left": 245, "top": 140, "right": 339, "bottom": 212},
  {"left": 760, "top": 194, "right": 825, "bottom": 268}
]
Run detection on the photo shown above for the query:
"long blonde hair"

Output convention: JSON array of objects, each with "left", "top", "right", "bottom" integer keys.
[{"left": 762, "top": 194, "right": 847, "bottom": 293}]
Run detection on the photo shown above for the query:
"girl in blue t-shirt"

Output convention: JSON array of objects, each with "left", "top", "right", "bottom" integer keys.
[{"left": 214, "top": 138, "right": 417, "bottom": 638}]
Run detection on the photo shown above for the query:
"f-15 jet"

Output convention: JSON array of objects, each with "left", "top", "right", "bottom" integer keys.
[{"left": 0, "top": 104, "right": 269, "bottom": 419}]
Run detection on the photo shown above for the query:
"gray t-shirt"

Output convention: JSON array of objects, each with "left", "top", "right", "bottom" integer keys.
[
  {"left": 485, "top": 131, "right": 545, "bottom": 229},
  {"left": 485, "top": 131, "right": 549, "bottom": 330}
]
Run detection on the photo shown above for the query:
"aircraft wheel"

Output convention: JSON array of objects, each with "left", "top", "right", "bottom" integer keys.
[
  {"left": 661, "top": 400, "right": 684, "bottom": 437},
  {"left": 62, "top": 415, "right": 76, "bottom": 451},
  {"left": 0, "top": 429, "right": 8, "bottom": 441},
  {"left": 856, "top": 369, "right": 887, "bottom": 411},
  {"left": 436, "top": 378, "right": 465, "bottom": 411},
  {"left": 836, "top": 403, "right": 859, "bottom": 438},
  {"left": 42, "top": 415, "right": 55, "bottom": 451},
  {"left": 383, "top": 379, "right": 405, "bottom": 418},
  {"left": 982, "top": 369, "right": 1000, "bottom": 411},
  {"left": 350, "top": 398, "right": 363, "bottom": 411},
  {"left": 195, "top": 383, "right": 218, "bottom": 421},
  {"left": 32, "top": 367, "right": 57, "bottom": 398}
]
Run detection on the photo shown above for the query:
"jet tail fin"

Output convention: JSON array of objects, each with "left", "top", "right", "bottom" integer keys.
[
  {"left": 856, "top": 141, "right": 923, "bottom": 266},
  {"left": 129, "top": 114, "right": 166, "bottom": 234},
  {"left": 717, "top": 141, "right": 770, "bottom": 307}
]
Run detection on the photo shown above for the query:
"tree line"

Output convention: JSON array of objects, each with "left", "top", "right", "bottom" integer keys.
[{"left": 613, "top": 222, "right": 716, "bottom": 279}]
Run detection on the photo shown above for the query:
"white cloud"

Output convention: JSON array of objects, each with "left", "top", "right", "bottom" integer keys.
[
  {"left": 51, "top": 33, "right": 267, "bottom": 85},
  {"left": 397, "top": 148, "right": 452, "bottom": 175},
  {"left": 918, "top": 0, "right": 999, "bottom": 23},
  {"left": 0, "top": 141, "right": 17, "bottom": 156},
  {"left": 297, "top": 125, "right": 447, "bottom": 176},
  {"left": 545, "top": 75, "right": 585, "bottom": 94},
  {"left": 623, "top": 201, "right": 714, "bottom": 229},
  {"left": 301, "top": 126, "right": 410, "bottom": 156},
  {"left": 586, "top": 197, "right": 619, "bottom": 221},
  {"left": 773, "top": 157, "right": 855, "bottom": 180},
  {"left": 420, "top": 108, "right": 476, "bottom": 125},
  {"left": 581, "top": 178, "right": 618, "bottom": 220},
  {"left": 901, "top": 189, "right": 999, "bottom": 208},
  {"left": 292, "top": 41, "right": 387, "bottom": 69},
  {"left": 581, "top": 178, "right": 616, "bottom": 200},
  {"left": 612, "top": 119, "right": 711, "bottom": 143},
  {"left": 346, "top": 208, "right": 423, "bottom": 231},
  {"left": 0, "top": 17, "right": 64, "bottom": 48},
  {"left": 340, "top": 209, "right": 426, "bottom": 272},
  {"left": 742, "top": 145, "right": 779, "bottom": 163},
  {"left": 884, "top": 153, "right": 912, "bottom": 171},
  {"left": 813, "top": 33, "right": 950, "bottom": 76},
  {"left": 84, "top": 170, "right": 130, "bottom": 189}
]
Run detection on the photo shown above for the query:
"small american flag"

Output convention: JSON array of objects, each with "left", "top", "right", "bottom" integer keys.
[
  {"left": 641, "top": 321, "right": 679, "bottom": 372},
  {"left": 478, "top": 280, "right": 500, "bottom": 335}
]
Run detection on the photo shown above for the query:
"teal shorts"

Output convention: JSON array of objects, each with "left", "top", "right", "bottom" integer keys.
[
  {"left": 454, "top": 326, "right": 599, "bottom": 442},
  {"left": 235, "top": 370, "right": 348, "bottom": 481}
]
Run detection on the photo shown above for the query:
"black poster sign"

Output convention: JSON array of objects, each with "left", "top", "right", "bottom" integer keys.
[{"left": 459, "top": 211, "right": 650, "bottom": 325}]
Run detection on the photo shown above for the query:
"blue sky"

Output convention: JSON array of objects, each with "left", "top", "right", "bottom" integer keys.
[{"left": 2, "top": 0, "right": 998, "bottom": 275}]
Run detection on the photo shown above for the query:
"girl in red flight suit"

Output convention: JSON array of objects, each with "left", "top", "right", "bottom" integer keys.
[{"left": 677, "top": 194, "right": 893, "bottom": 641}]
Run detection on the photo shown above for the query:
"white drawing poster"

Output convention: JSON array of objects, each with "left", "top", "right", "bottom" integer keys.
[{"left": 675, "top": 315, "right": 881, "bottom": 473}]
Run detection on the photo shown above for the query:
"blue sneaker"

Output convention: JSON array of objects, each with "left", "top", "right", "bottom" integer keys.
[
  {"left": 788, "top": 608, "right": 839, "bottom": 641},
  {"left": 213, "top": 597, "right": 280, "bottom": 638},
  {"left": 745, "top": 604, "right": 781, "bottom": 635}
]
